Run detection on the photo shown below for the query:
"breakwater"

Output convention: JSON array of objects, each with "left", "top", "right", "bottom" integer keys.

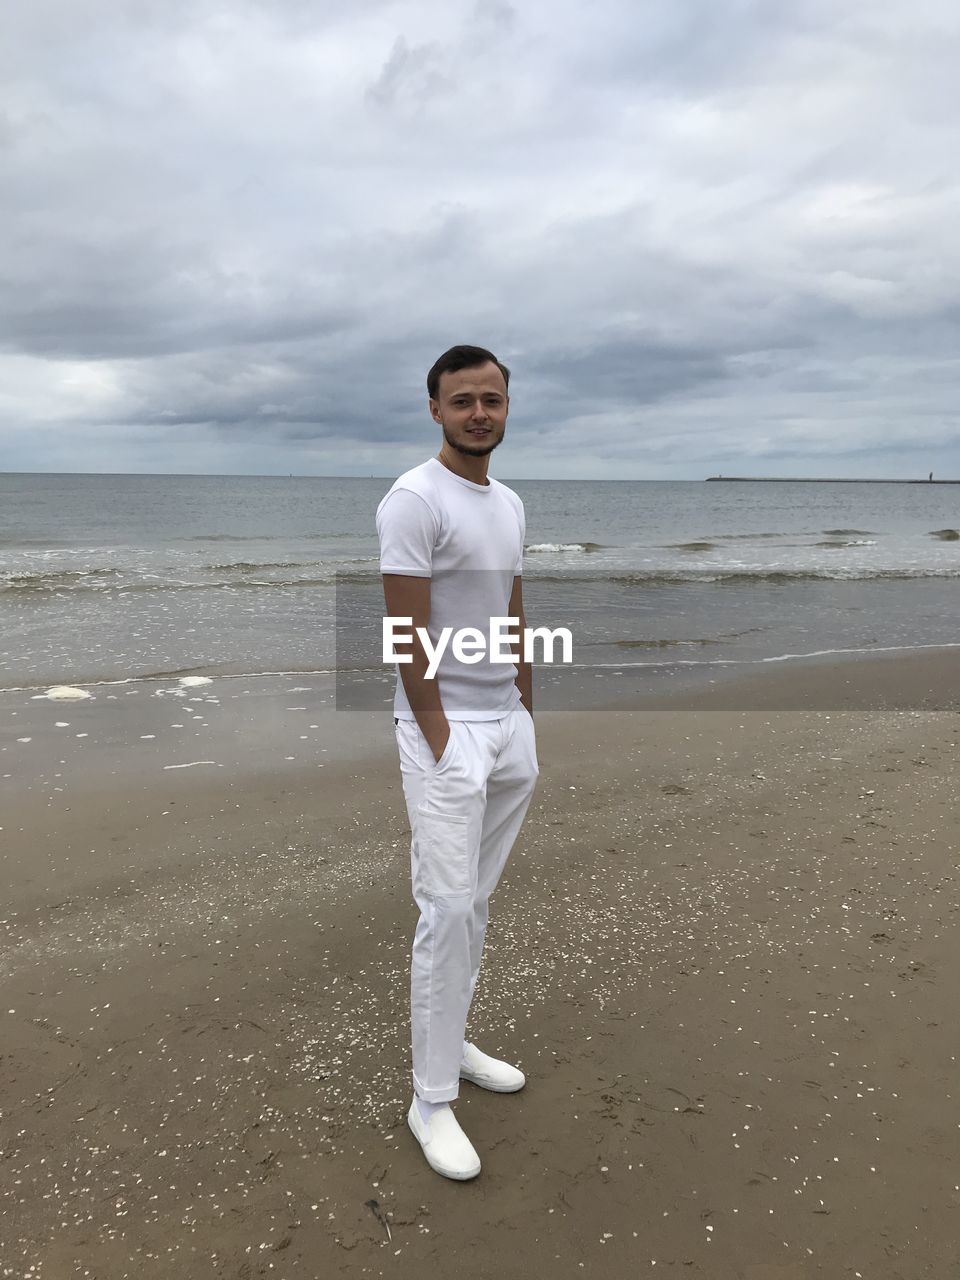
[{"left": 705, "top": 476, "right": 959, "bottom": 484}]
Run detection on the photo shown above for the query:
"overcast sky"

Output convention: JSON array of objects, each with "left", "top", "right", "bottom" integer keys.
[{"left": 2, "top": 0, "right": 959, "bottom": 479}]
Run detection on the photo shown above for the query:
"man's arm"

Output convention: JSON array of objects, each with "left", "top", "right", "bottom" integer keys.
[
  {"left": 382, "top": 573, "right": 450, "bottom": 762},
  {"left": 509, "top": 574, "right": 532, "bottom": 715}
]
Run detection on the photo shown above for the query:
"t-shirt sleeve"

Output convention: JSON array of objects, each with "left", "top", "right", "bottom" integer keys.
[{"left": 376, "top": 488, "right": 438, "bottom": 577}]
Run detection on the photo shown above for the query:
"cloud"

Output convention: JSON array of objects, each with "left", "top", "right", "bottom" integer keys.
[
  {"left": 366, "top": 35, "right": 453, "bottom": 107},
  {"left": 2, "top": 0, "right": 959, "bottom": 477}
]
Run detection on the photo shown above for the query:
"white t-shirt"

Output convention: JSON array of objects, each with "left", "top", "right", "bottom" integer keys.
[{"left": 376, "top": 457, "right": 525, "bottom": 721}]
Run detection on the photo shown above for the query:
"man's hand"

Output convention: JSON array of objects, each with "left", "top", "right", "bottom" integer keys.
[
  {"left": 382, "top": 573, "right": 450, "bottom": 761},
  {"left": 419, "top": 713, "right": 451, "bottom": 763}
]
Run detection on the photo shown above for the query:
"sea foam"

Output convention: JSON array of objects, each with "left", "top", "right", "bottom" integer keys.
[{"left": 44, "top": 686, "right": 93, "bottom": 701}]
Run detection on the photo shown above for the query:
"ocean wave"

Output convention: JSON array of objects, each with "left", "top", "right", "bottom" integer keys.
[
  {"left": 711, "top": 532, "right": 797, "bottom": 540},
  {"left": 525, "top": 542, "right": 605, "bottom": 553},
  {"left": 0, "top": 567, "right": 120, "bottom": 593},
  {"left": 607, "top": 637, "right": 721, "bottom": 648},
  {"left": 116, "top": 575, "right": 347, "bottom": 594},
  {"left": 1, "top": 560, "right": 386, "bottom": 597},
  {"left": 6, "top": 642, "right": 959, "bottom": 696},
  {"left": 552, "top": 640, "right": 960, "bottom": 671},
  {"left": 206, "top": 560, "right": 310, "bottom": 573},
  {"left": 822, "top": 528, "right": 877, "bottom": 536},
  {"left": 189, "top": 534, "right": 279, "bottom": 542},
  {"left": 4, "top": 563, "right": 957, "bottom": 599},
  {"left": 600, "top": 626, "right": 765, "bottom": 649},
  {"left": 1, "top": 666, "right": 339, "bottom": 694},
  {"left": 525, "top": 567, "right": 960, "bottom": 586},
  {"left": 814, "top": 539, "right": 878, "bottom": 548},
  {"left": 186, "top": 532, "right": 359, "bottom": 542}
]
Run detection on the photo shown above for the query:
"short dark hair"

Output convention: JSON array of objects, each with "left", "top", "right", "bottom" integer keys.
[{"left": 427, "top": 345, "right": 510, "bottom": 401}]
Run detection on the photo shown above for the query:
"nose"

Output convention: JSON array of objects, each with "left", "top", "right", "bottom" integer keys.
[{"left": 470, "top": 400, "right": 488, "bottom": 421}]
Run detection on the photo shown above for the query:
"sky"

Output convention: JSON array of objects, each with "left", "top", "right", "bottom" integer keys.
[{"left": 2, "top": 0, "right": 959, "bottom": 480}]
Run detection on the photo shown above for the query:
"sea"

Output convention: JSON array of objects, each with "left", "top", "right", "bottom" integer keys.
[{"left": 2, "top": 472, "right": 959, "bottom": 710}]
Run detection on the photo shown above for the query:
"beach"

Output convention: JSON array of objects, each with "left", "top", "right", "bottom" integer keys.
[
  {"left": 2, "top": 650, "right": 959, "bottom": 1279},
  {"left": 7, "top": 0, "right": 960, "bottom": 1271}
]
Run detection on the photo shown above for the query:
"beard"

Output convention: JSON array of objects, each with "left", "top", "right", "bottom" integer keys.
[{"left": 442, "top": 425, "right": 504, "bottom": 457}]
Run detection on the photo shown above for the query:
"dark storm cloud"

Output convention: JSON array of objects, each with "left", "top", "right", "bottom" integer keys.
[
  {"left": 2, "top": 0, "right": 959, "bottom": 476},
  {"left": 523, "top": 334, "right": 729, "bottom": 409}
]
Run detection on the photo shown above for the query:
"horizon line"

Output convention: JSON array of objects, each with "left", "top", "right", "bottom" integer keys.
[
  {"left": 0, "top": 469, "right": 701, "bottom": 482},
  {"left": 3, "top": 469, "right": 952, "bottom": 483}
]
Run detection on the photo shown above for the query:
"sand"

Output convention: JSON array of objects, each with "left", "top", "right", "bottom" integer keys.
[{"left": 2, "top": 652, "right": 959, "bottom": 1279}]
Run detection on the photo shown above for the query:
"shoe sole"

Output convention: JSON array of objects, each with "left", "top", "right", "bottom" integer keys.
[
  {"left": 406, "top": 1111, "right": 481, "bottom": 1180},
  {"left": 459, "top": 1069, "right": 526, "bottom": 1093}
]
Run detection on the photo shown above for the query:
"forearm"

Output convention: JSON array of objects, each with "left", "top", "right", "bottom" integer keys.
[
  {"left": 514, "top": 600, "right": 532, "bottom": 714},
  {"left": 398, "top": 640, "right": 449, "bottom": 759},
  {"left": 382, "top": 573, "right": 449, "bottom": 762}
]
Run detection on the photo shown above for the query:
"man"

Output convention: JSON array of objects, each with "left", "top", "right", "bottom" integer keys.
[{"left": 376, "top": 344, "right": 539, "bottom": 1180}]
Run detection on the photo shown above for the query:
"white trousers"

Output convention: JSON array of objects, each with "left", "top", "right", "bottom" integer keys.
[{"left": 395, "top": 702, "right": 540, "bottom": 1102}]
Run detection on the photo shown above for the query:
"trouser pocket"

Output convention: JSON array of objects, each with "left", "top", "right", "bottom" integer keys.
[{"left": 414, "top": 805, "right": 471, "bottom": 898}]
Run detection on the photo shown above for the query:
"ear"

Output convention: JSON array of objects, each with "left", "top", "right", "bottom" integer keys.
[{"left": 428, "top": 398, "right": 442, "bottom": 424}]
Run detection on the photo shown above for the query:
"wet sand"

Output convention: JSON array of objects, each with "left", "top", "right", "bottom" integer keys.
[{"left": 2, "top": 652, "right": 960, "bottom": 1279}]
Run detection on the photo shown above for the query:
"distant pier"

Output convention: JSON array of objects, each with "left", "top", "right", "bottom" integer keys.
[{"left": 705, "top": 476, "right": 960, "bottom": 484}]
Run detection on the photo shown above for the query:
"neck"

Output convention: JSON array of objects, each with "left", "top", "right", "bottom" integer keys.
[{"left": 436, "top": 445, "right": 491, "bottom": 486}]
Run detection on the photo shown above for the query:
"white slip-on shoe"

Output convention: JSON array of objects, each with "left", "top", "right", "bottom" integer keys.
[
  {"left": 407, "top": 1101, "right": 481, "bottom": 1181},
  {"left": 459, "top": 1041, "right": 526, "bottom": 1093}
]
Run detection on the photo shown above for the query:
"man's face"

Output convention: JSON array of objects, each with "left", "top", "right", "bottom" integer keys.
[{"left": 430, "top": 362, "right": 509, "bottom": 457}]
